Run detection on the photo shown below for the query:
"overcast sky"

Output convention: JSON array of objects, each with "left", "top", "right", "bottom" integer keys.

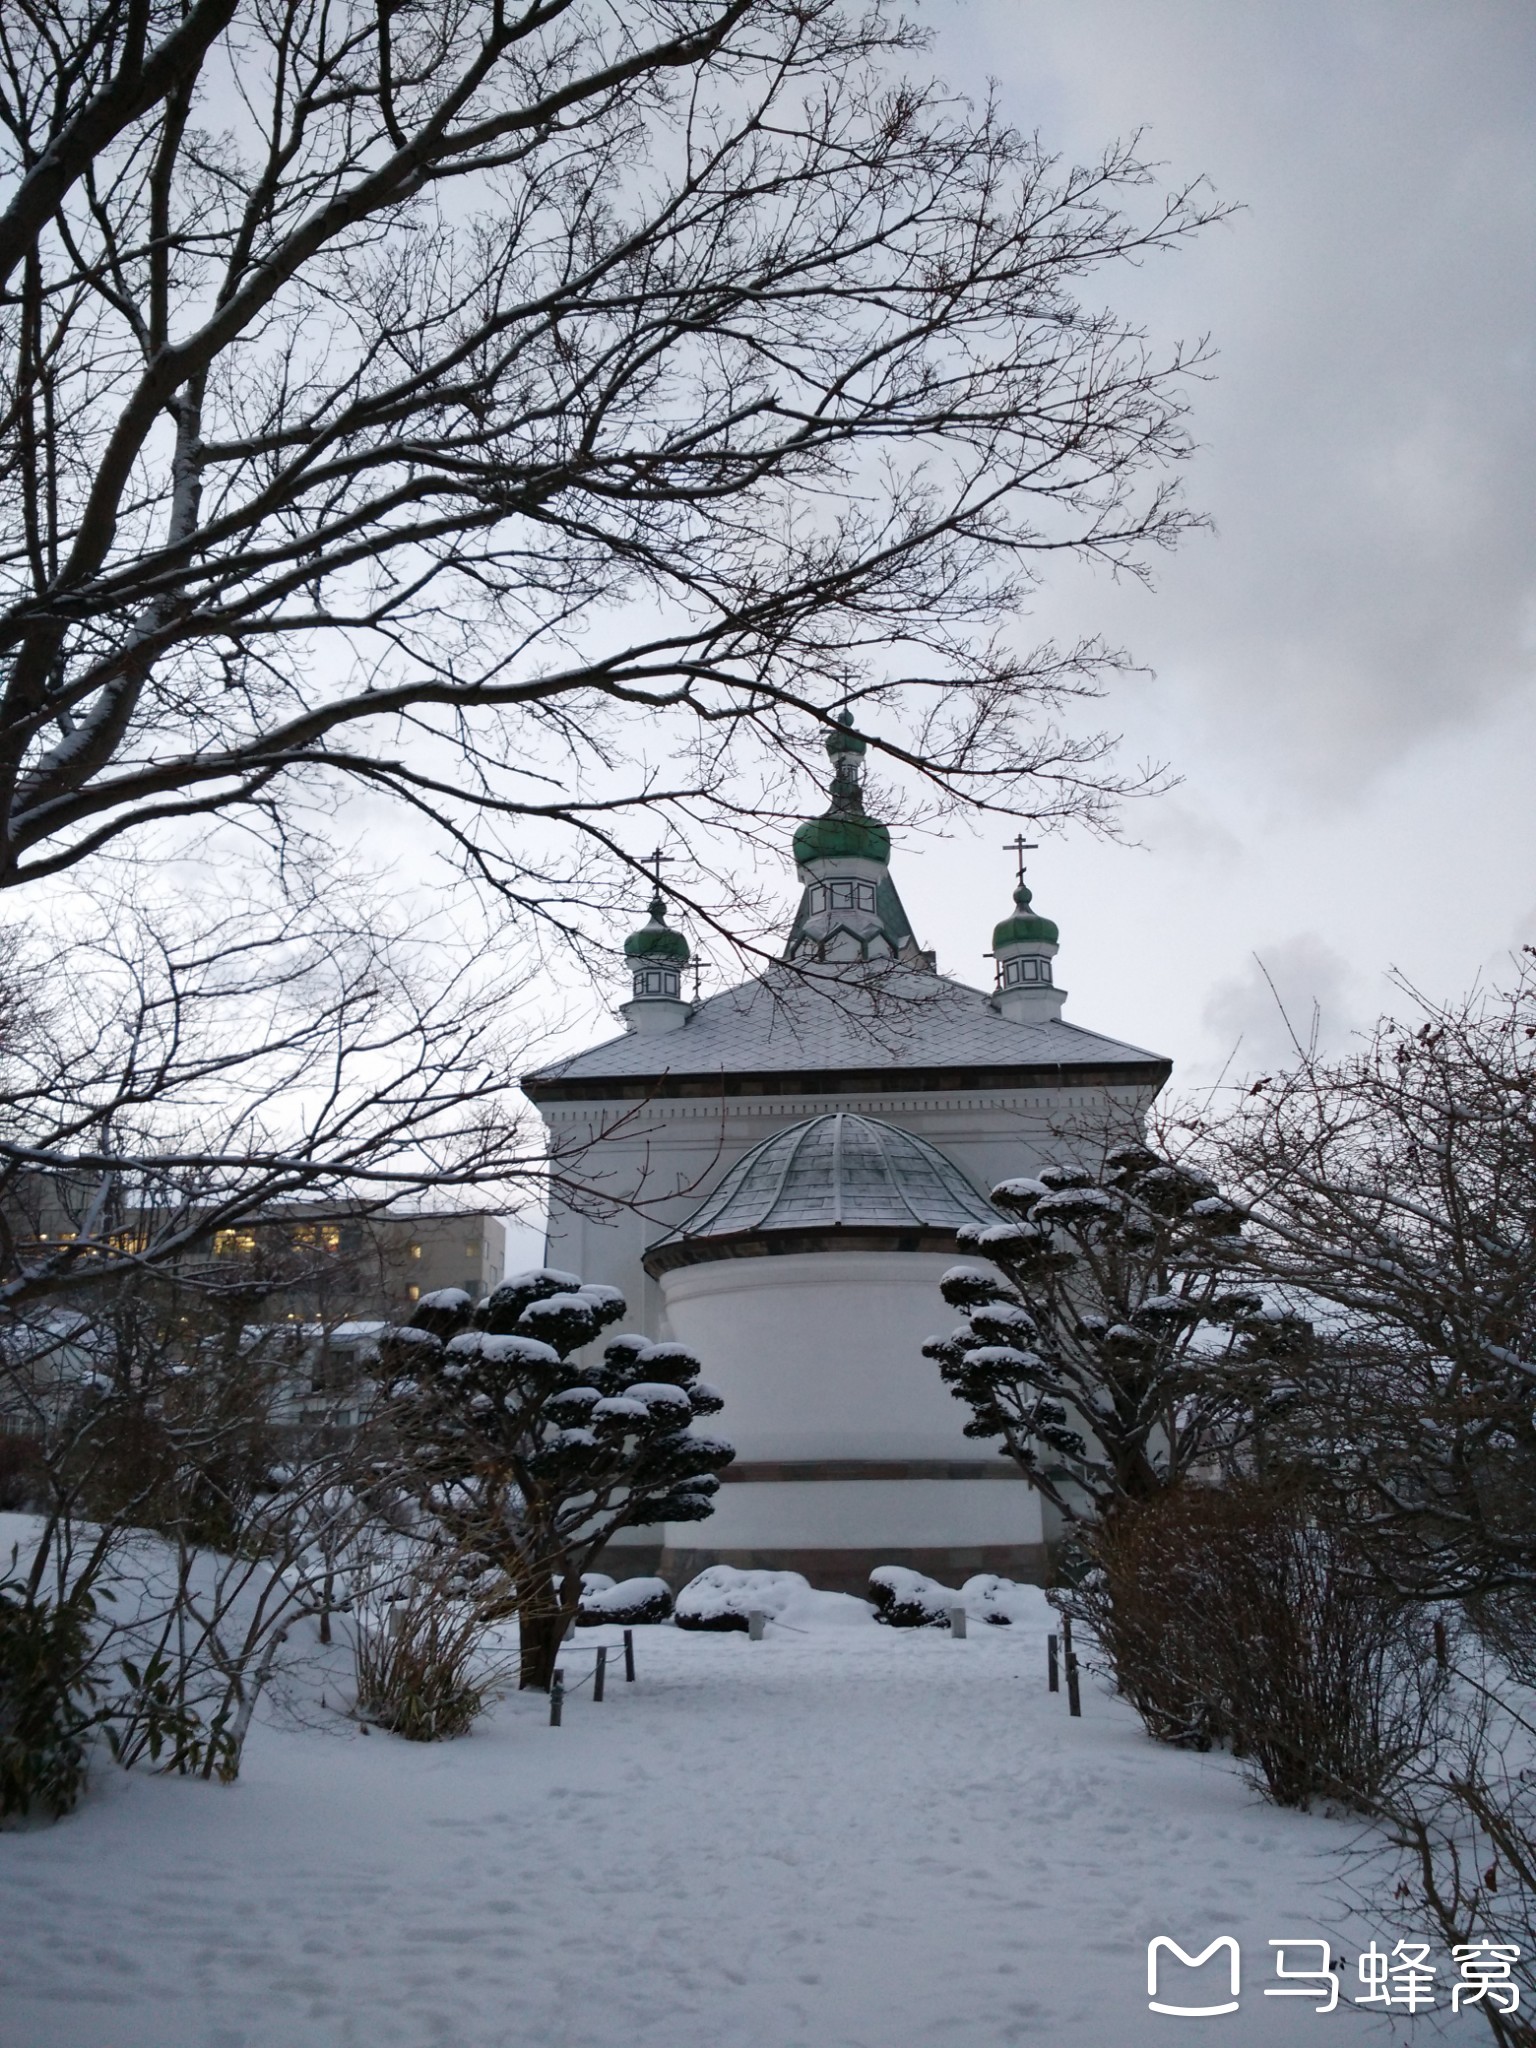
[{"left": 860, "top": 0, "right": 1536, "bottom": 1084}]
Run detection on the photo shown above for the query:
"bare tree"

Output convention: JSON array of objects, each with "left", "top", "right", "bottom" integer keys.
[
  {"left": 0, "top": 871, "right": 540, "bottom": 1314},
  {"left": 0, "top": 0, "right": 1222, "bottom": 937},
  {"left": 1199, "top": 954, "right": 1536, "bottom": 1602}
]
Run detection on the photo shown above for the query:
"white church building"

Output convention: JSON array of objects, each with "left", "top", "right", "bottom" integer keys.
[{"left": 522, "top": 718, "right": 1171, "bottom": 1591}]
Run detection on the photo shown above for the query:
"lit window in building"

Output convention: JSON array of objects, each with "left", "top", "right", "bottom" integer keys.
[
  {"left": 291, "top": 1222, "right": 342, "bottom": 1252},
  {"left": 409, "top": 1243, "right": 422, "bottom": 1260},
  {"left": 407, "top": 1283, "right": 420, "bottom": 1301}
]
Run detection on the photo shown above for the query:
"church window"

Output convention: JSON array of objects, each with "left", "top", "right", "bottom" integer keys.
[
  {"left": 1003, "top": 955, "right": 1052, "bottom": 988},
  {"left": 636, "top": 966, "right": 680, "bottom": 998},
  {"left": 823, "top": 879, "right": 876, "bottom": 912}
]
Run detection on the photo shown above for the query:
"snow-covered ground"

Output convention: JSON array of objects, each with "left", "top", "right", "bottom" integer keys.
[{"left": 1, "top": 1564, "right": 1459, "bottom": 2048}]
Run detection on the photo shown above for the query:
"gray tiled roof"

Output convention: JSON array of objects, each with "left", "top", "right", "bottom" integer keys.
[
  {"left": 656, "top": 1113, "right": 1001, "bottom": 1242},
  {"left": 523, "top": 964, "right": 1166, "bottom": 1090}
]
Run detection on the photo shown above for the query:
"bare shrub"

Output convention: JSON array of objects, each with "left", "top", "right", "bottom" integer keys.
[
  {"left": 1371, "top": 1679, "right": 1536, "bottom": 2048},
  {"left": 1076, "top": 1484, "right": 1446, "bottom": 1809},
  {"left": 1068, "top": 1508, "right": 1226, "bottom": 1751},
  {"left": 352, "top": 1571, "right": 499, "bottom": 1744}
]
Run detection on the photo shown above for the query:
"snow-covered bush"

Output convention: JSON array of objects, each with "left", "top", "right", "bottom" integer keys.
[
  {"left": 960, "top": 1574, "right": 1037, "bottom": 1626},
  {"left": 674, "top": 1566, "right": 809, "bottom": 1632},
  {"left": 382, "top": 1270, "right": 732, "bottom": 1688},
  {"left": 578, "top": 1576, "right": 673, "bottom": 1626},
  {"left": 868, "top": 1566, "right": 957, "bottom": 1629}
]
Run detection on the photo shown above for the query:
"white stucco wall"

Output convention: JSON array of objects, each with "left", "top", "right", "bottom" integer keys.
[{"left": 656, "top": 1248, "right": 980, "bottom": 1461}]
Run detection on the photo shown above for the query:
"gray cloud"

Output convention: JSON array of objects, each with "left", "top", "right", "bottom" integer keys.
[
  {"left": 933, "top": 1, "right": 1536, "bottom": 792},
  {"left": 1201, "top": 932, "right": 1363, "bottom": 1072}
]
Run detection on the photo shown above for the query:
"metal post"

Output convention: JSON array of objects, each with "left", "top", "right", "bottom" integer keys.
[
  {"left": 1048, "top": 1633, "right": 1059, "bottom": 1692},
  {"left": 549, "top": 1669, "right": 564, "bottom": 1727},
  {"left": 947, "top": 1605, "right": 967, "bottom": 1639},
  {"left": 748, "top": 1609, "right": 766, "bottom": 1641},
  {"left": 594, "top": 1646, "right": 607, "bottom": 1703},
  {"left": 623, "top": 1628, "right": 635, "bottom": 1682},
  {"left": 1063, "top": 1616, "right": 1081, "bottom": 1718}
]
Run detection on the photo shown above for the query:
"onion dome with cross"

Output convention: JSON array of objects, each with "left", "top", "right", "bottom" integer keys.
[
  {"left": 990, "top": 838, "right": 1066, "bottom": 1024},
  {"left": 619, "top": 863, "right": 692, "bottom": 1035}
]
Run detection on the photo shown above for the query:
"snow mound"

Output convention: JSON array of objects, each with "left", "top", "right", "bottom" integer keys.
[
  {"left": 960, "top": 1574, "right": 1051, "bottom": 1627},
  {"left": 675, "top": 1566, "right": 811, "bottom": 1633},
  {"left": 578, "top": 1576, "right": 674, "bottom": 1626},
  {"left": 869, "top": 1566, "right": 959, "bottom": 1629},
  {"left": 416, "top": 1287, "right": 472, "bottom": 1312}
]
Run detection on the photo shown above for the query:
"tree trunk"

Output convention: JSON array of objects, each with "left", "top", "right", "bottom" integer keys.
[{"left": 518, "top": 1576, "right": 568, "bottom": 1692}]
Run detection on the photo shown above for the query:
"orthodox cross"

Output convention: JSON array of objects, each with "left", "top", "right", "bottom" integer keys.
[
  {"left": 645, "top": 845, "right": 670, "bottom": 894},
  {"left": 1006, "top": 834, "right": 1038, "bottom": 885}
]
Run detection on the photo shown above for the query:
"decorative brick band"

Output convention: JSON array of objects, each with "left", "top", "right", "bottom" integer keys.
[
  {"left": 523, "top": 1058, "right": 1170, "bottom": 1104},
  {"left": 644, "top": 1226, "right": 963, "bottom": 1276},
  {"left": 719, "top": 1458, "right": 1026, "bottom": 1483}
]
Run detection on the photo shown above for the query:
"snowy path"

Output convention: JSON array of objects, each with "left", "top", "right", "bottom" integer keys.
[{"left": 1, "top": 1597, "right": 1453, "bottom": 2048}]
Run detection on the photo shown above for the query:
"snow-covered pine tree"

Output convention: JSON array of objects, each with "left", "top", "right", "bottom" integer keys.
[
  {"left": 923, "top": 1146, "right": 1305, "bottom": 1526},
  {"left": 381, "top": 1269, "right": 732, "bottom": 1689}
]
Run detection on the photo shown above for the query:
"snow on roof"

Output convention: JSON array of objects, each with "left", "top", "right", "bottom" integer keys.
[{"left": 524, "top": 964, "right": 1166, "bottom": 1094}]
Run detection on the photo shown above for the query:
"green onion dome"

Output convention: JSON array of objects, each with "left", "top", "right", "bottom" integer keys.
[
  {"left": 824, "top": 708, "right": 867, "bottom": 761},
  {"left": 623, "top": 894, "right": 690, "bottom": 963},
  {"left": 794, "top": 712, "right": 889, "bottom": 865},
  {"left": 992, "top": 883, "right": 1058, "bottom": 949},
  {"left": 792, "top": 811, "right": 891, "bottom": 866}
]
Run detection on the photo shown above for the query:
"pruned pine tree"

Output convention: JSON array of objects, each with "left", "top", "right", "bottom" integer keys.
[
  {"left": 383, "top": 1269, "right": 731, "bottom": 1690},
  {"left": 924, "top": 1147, "right": 1306, "bottom": 1525}
]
